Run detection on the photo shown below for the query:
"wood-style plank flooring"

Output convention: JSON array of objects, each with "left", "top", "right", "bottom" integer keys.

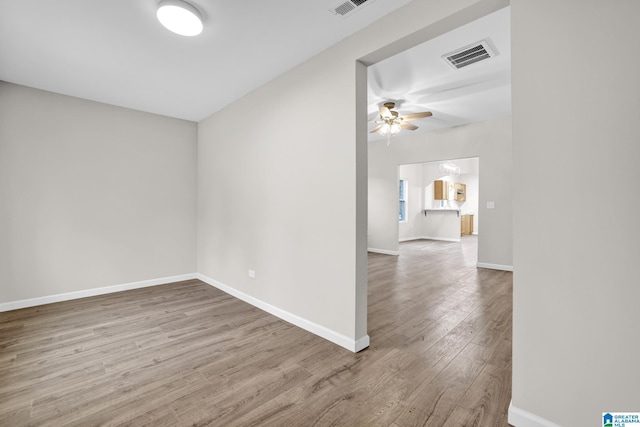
[{"left": 0, "top": 236, "right": 512, "bottom": 426}]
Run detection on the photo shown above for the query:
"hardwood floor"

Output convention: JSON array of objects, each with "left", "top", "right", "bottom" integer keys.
[{"left": 0, "top": 236, "right": 512, "bottom": 426}]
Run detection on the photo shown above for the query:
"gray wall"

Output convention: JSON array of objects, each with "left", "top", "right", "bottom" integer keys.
[
  {"left": 511, "top": 0, "right": 640, "bottom": 425},
  {"left": 369, "top": 116, "right": 512, "bottom": 268},
  {"left": 0, "top": 82, "right": 197, "bottom": 303},
  {"left": 196, "top": 40, "right": 367, "bottom": 345}
]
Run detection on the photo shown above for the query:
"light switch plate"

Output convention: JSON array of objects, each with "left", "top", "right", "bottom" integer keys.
[{"left": 487, "top": 201, "right": 495, "bottom": 209}]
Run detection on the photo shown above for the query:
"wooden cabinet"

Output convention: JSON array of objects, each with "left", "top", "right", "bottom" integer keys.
[
  {"left": 434, "top": 180, "right": 448, "bottom": 200},
  {"left": 461, "top": 214, "right": 474, "bottom": 235},
  {"left": 435, "top": 181, "right": 466, "bottom": 202},
  {"left": 454, "top": 183, "right": 466, "bottom": 202}
]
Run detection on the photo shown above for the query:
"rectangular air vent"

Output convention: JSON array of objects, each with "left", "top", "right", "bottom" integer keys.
[
  {"left": 329, "top": 0, "right": 370, "bottom": 16},
  {"left": 442, "top": 40, "right": 496, "bottom": 70}
]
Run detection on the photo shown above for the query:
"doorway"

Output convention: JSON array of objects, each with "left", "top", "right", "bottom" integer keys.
[
  {"left": 359, "top": 2, "right": 513, "bottom": 352},
  {"left": 399, "top": 157, "right": 479, "bottom": 245}
]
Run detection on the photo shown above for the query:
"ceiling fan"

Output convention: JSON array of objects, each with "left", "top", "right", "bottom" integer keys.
[{"left": 370, "top": 102, "right": 432, "bottom": 145}]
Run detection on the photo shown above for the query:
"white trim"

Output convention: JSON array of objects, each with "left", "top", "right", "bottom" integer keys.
[
  {"left": 400, "top": 236, "right": 466, "bottom": 243},
  {"left": 367, "top": 248, "right": 400, "bottom": 256},
  {"left": 421, "top": 236, "right": 461, "bottom": 243},
  {"left": 0, "top": 273, "right": 198, "bottom": 312},
  {"left": 508, "top": 401, "right": 563, "bottom": 427},
  {"left": 354, "top": 335, "right": 370, "bottom": 351},
  {"left": 197, "top": 273, "right": 370, "bottom": 353},
  {"left": 399, "top": 236, "right": 423, "bottom": 242},
  {"left": 476, "top": 262, "right": 513, "bottom": 272}
]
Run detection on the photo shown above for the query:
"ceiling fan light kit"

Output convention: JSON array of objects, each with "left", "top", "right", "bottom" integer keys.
[
  {"left": 370, "top": 101, "right": 432, "bottom": 145},
  {"left": 378, "top": 122, "right": 401, "bottom": 136},
  {"left": 157, "top": 0, "right": 203, "bottom": 37}
]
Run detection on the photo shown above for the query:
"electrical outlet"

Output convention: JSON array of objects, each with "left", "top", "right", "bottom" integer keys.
[
  {"left": 248, "top": 269, "right": 255, "bottom": 279},
  {"left": 487, "top": 201, "right": 495, "bottom": 209}
]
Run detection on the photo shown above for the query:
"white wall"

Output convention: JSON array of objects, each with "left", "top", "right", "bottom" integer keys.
[
  {"left": 511, "top": 1, "right": 640, "bottom": 426},
  {"left": 197, "top": 0, "right": 507, "bottom": 350},
  {"left": 398, "top": 163, "right": 423, "bottom": 240},
  {"left": 0, "top": 82, "right": 197, "bottom": 304},
  {"left": 368, "top": 116, "right": 512, "bottom": 268},
  {"left": 423, "top": 161, "right": 444, "bottom": 210},
  {"left": 422, "top": 210, "right": 462, "bottom": 242}
]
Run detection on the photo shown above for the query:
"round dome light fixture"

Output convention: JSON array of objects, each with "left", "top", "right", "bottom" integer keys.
[{"left": 157, "top": 0, "right": 203, "bottom": 37}]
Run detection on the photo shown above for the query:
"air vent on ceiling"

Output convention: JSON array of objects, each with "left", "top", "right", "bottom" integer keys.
[
  {"left": 329, "top": 0, "right": 371, "bottom": 16},
  {"left": 442, "top": 39, "right": 497, "bottom": 70}
]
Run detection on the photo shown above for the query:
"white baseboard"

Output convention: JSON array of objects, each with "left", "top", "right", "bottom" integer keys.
[
  {"left": 367, "top": 248, "right": 400, "bottom": 256},
  {"left": 196, "top": 273, "right": 370, "bottom": 353},
  {"left": 508, "top": 401, "right": 562, "bottom": 427},
  {"left": 401, "top": 236, "right": 466, "bottom": 243},
  {"left": 399, "top": 236, "right": 422, "bottom": 242},
  {"left": 0, "top": 273, "right": 198, "bottom": 312},
  {"left": 421, "top": 236, "right": 461, "bottom": 243},
  {"left": 476, "top": 262, "right": 513, "bottom": 272}
]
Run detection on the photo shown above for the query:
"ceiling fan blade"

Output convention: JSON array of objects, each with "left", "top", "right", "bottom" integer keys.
[
  {"left": 400, "top": 122, "right": 418, "bottom": 131},
  {"left": 379, "top": 105, "right": 392, "bottom": 118},
  {"left": 370, "top": 124, "right": 383, "bottom": 133},
  {"left": 401, "top": 111, "right": 433, "bottom": 121}
]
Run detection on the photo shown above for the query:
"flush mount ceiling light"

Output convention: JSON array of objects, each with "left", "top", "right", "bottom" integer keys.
[
  {"left": 157, "top": 0, "right": 203, "bottom": 36},
  {"left": 439, "top": 162, "right": 460, "bottom": 176}
]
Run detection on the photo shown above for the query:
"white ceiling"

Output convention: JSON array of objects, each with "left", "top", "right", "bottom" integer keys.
[
  {"left": 0, "top": 0, "right": 412, "bottom": 121},
  {"left": 367, "top": 6, "right": 510, "bottom": 141},
  {"left": 0, "top": 1, "right": 510, "bottom": 129}
]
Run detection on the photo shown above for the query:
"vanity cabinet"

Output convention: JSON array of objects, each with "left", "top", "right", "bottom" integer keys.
[{"left": 461, "top": 214, "right": 474, "bottom": 235}]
